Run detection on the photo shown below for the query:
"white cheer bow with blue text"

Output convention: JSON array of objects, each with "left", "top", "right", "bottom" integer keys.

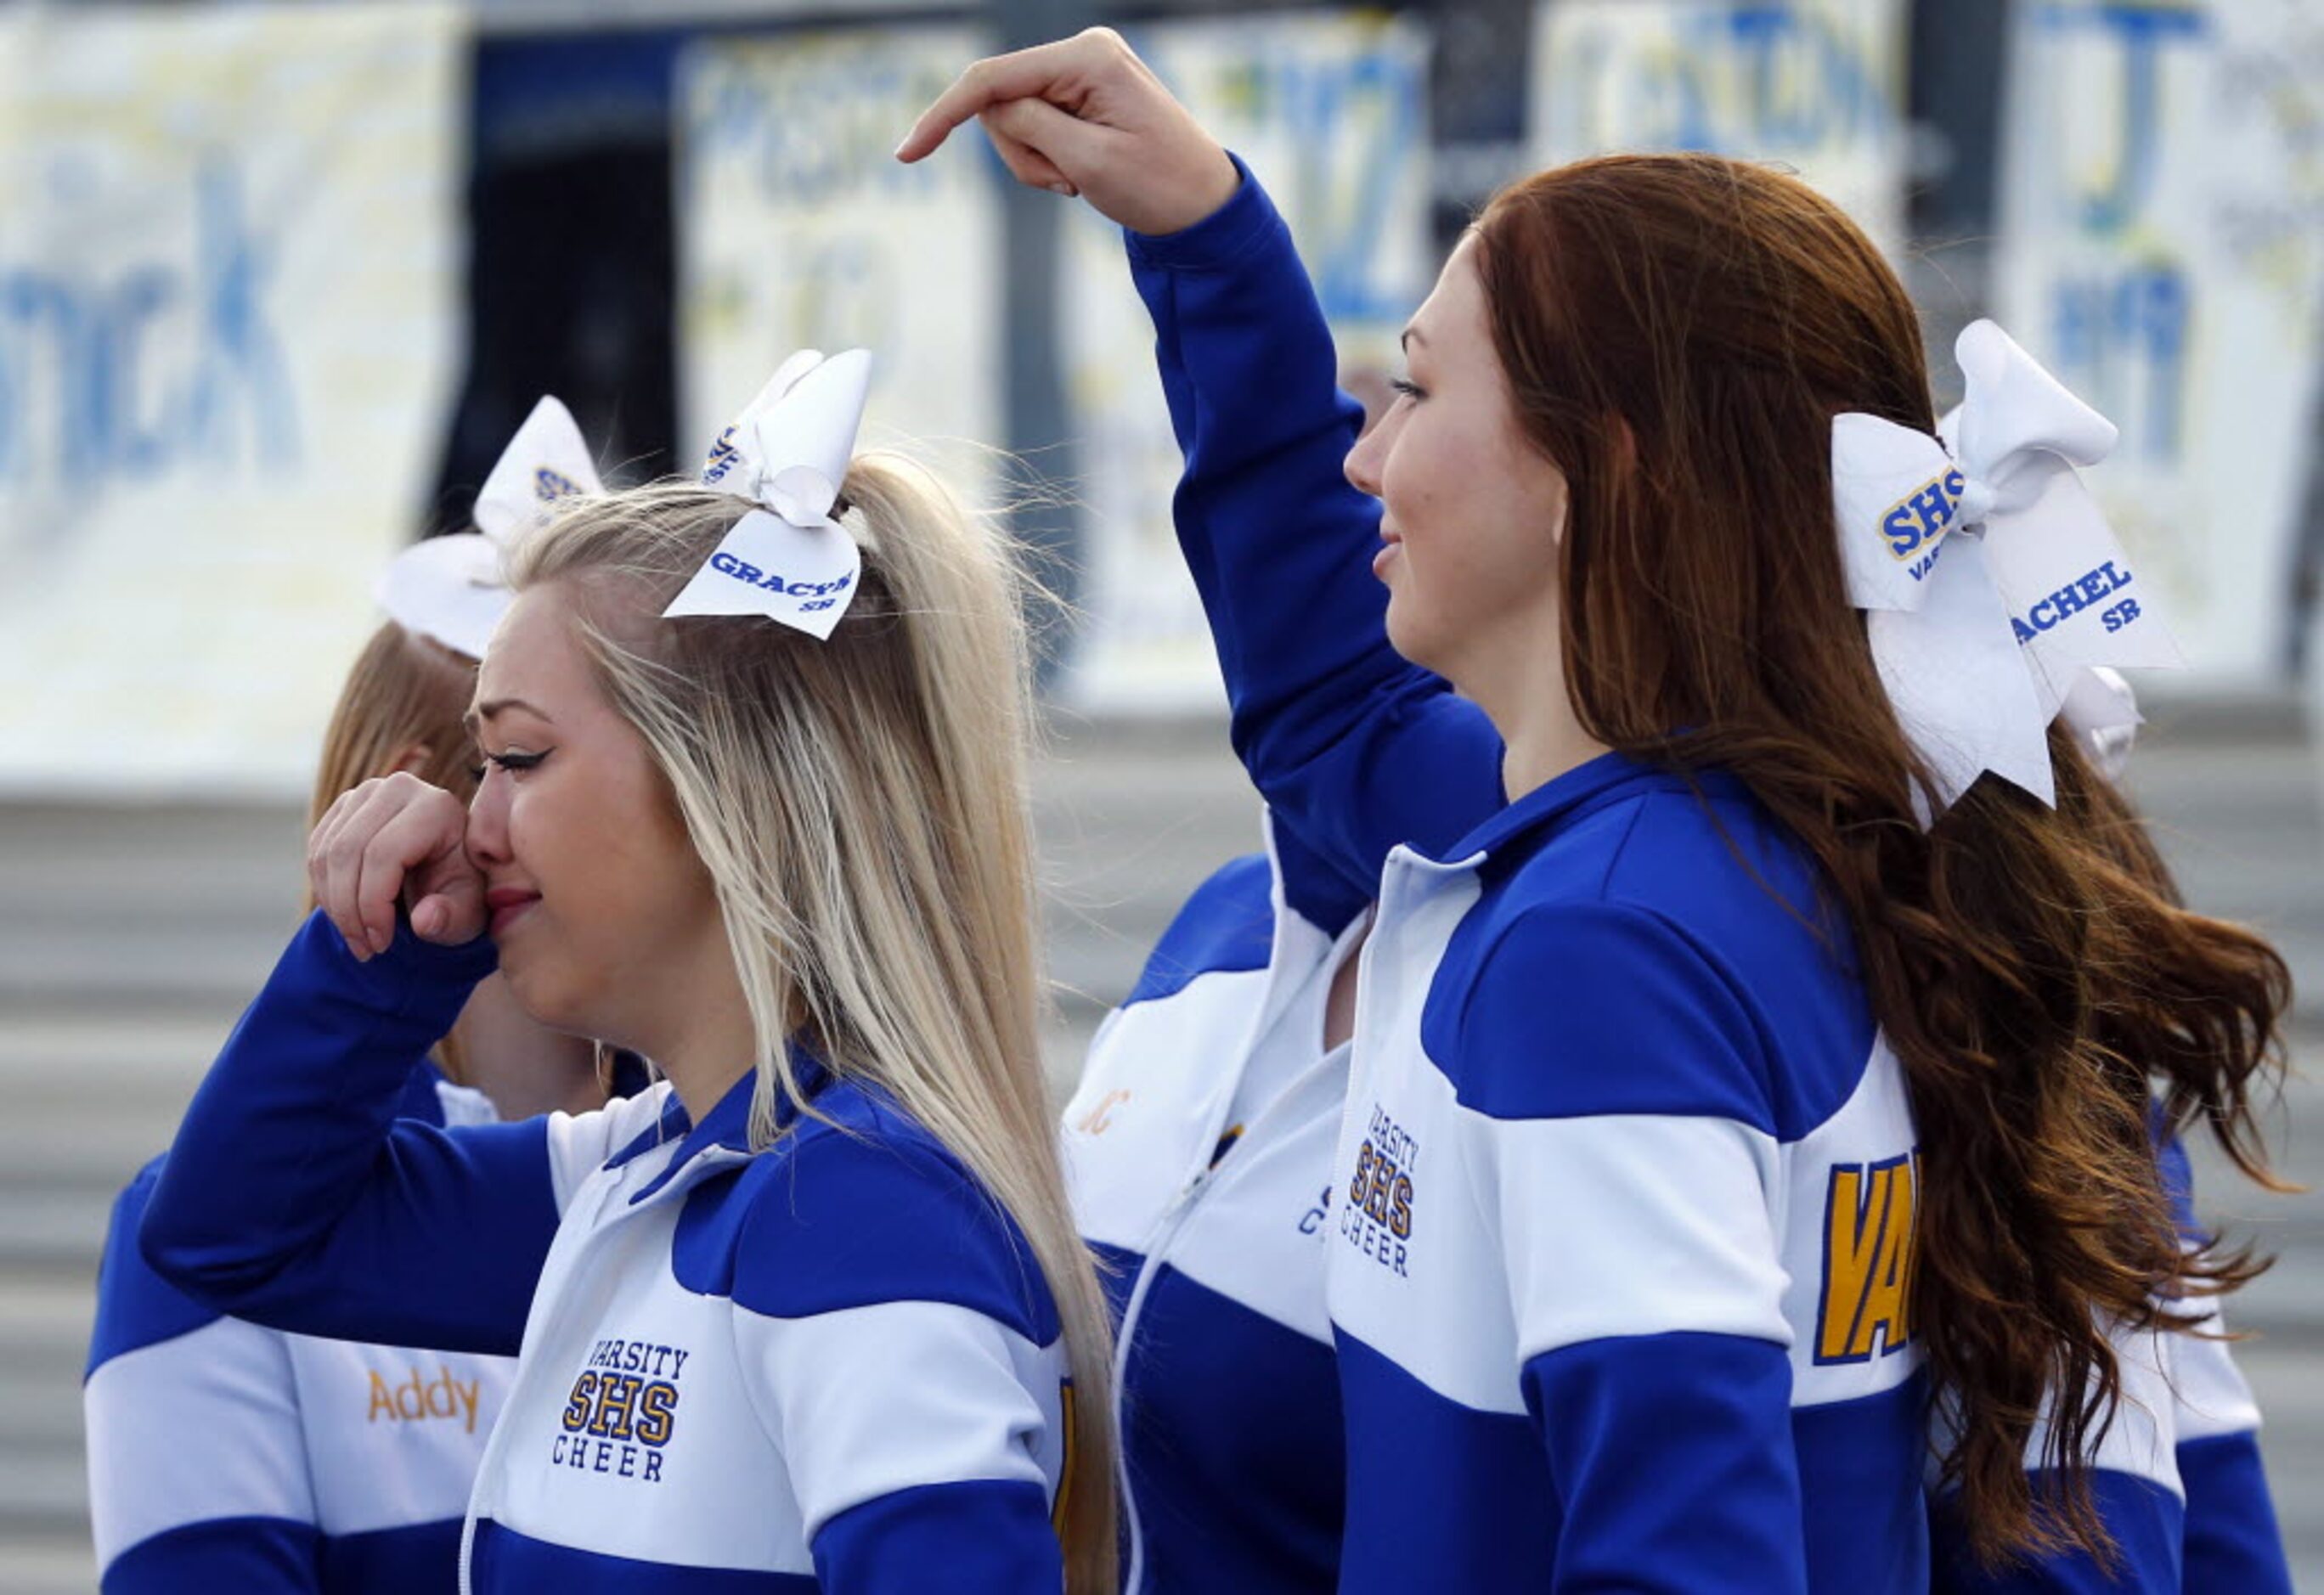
[
  {"left": 375, "top": 395, "right": 602, "bottom": 660},
  {"left": 1829, "top": 319, "right": 2181, "bottom": 823},
  {"left": 663, "top": 349, "right": 873, "bottom": 640}
]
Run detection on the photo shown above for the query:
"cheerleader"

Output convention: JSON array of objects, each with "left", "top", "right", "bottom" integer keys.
[
  {"left": 85, "top": 400, "right": 607, "bottom": 1592},
  {"left": 906, "top": 32, "right": 2292, "bottom": 1591},
  {"left": 136, "top": 355, "right": 1118, "bottom": 1592},
  {"left": 1060, "top": 814, "right": 1364, "bottom": 1594}
]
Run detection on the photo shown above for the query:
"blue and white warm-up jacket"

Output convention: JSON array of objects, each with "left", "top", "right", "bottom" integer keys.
[
  {"left": 87, "top": 1065, "right": 513, "bottom": 1592},
  {"left": 1344, "top": 758, "right": 1928, "bottom": 1592},
  {"left": 1063, "top": 819, "right": 1366, "bottom": 1594},
  {"left": 138, "top": 912, "right": 1076, "bottom": 1593}
]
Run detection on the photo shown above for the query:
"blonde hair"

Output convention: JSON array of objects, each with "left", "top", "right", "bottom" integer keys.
[
  {"left": 504, "top": 466, "right": 1118, "bottom": 1592},
  {"left": 307, "top": 621, "right": 486, "bottom": 1084}
]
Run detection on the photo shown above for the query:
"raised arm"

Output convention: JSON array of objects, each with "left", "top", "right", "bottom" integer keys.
[
  {"left": 139, "top": 775, "right": 561, "bottom": 1354},
  {"left": 1126, "top": 165, "right": 1506, "bottom": 877},
  {"left": 901, "top": 29, "right": 1504, "bottom": 882},
  {"left": 138, "top": 910, "right": 560, "bottom": 1354}
]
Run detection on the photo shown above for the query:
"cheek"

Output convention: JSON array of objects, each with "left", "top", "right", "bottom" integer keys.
[
  {"left": 590, "top": 772, "right": 716, "bottom": 938},
  {"left": 1378, "top": 416, "right": 1452, "bottom": 512}
]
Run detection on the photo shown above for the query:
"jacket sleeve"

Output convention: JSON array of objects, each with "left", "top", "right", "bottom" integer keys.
[
  {"left": 1927, "top": 1134, "right": 2288, "bottom": 1593},
  {"left": 138, "top": 911, "right": 562, "bottom": 1355},
  {"left": 87, "top": 1162, "right": 324, "bottom": 1593},
  {"left": 2169, "top": 1306, "right": 2290, "bottom": 1595},
  {"left": 1125, "top": 160, "right": 1505, "bottom": 885},
  {"left": 1926, "top": 1326, "right": 2186, "bottom": 1593},
  {"left": 731, "top": 1130, "right": 1069, "bottom": 1594},
  {"left": 2160, "top": 1127, "right": 2291, "bottom": 1595}
]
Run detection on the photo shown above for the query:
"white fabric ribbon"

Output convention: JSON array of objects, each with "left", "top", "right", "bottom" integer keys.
[
  {"left": 663, "top": 348, "right": 872, "bottom": 641},
  {"left": 2061, "top": 665, "right": 2141, "bottom": 785},
  {"left": 1830, "top": 319, "right": 2180, "bottom": 822},
  {"left": 375, "top": 396, "right": 601, "bottom": 659}
]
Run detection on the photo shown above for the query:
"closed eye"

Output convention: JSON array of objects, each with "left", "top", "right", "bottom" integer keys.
[
  {"left": 1389, "top": 377, "right": 1425, "bottom": 401},
  {"left": 477, "top": 749, "right": 548, "bottom": 778}
]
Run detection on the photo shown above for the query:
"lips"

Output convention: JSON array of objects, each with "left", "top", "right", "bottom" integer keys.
[{"left": 485, "top": 888, "right": 540, "bottom": 938}]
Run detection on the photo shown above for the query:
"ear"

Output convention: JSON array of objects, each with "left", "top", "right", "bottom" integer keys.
[{"left": 386, "top": 742, "right": 433, "bottom": 778}]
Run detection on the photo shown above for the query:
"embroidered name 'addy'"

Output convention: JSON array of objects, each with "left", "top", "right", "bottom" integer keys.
[
  {"left": 552, "top": 1337, "right": 689, "bottom": 1484},
  {"left": 368, "top": 1364, "right": 483, "bottom": 1435}
]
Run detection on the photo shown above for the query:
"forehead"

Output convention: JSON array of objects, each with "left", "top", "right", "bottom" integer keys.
[
  {"left": 1407, "top": 235, "right": 1488, "bottom": 349},
  {"left": 475, "top": 587, "right": 585, "bottom": 708}
]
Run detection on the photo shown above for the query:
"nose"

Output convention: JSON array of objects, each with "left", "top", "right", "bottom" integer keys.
[
  {"left": 465, "top": 768, "right": 512, "bottom": 873},
  {"left": 1345, "top": 418, "right": 1385, "bottom": 499}
]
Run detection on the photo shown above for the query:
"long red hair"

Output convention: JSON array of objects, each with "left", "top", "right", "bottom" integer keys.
[{"left": 1472, "top": 152, "right": 2289, "bottom": 1564}]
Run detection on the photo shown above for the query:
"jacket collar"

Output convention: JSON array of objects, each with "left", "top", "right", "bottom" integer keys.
[
  {"left": 1424, "top": 748, "right": 1746, "bottom": 870},
  {"left": 606, "top": 1048, "right": 836, "bottom": 1203}
]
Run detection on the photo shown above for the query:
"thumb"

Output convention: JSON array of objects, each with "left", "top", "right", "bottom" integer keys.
[
  {"left": 978, "top": 104, "right": 1075, "bottom": 195},
  {"left": 411, "top": 872, "right": 487, "bottom": 945},
  {"left": 982, "top": 94, "right": 1110, "bottom": 194}
]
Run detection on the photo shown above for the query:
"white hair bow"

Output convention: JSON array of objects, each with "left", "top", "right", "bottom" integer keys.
[
  {"left": 663, "top": 349, "right": 873, "bottom": 640},
  {"left": 1830, "top": 320, "right": 2180, "bottom": 823},
  {"left": 2062, "top": 665, "right": 2141, "bottom": 785},
  {"left": 375, "top": 396, "right": 601, "bottom": 660}
]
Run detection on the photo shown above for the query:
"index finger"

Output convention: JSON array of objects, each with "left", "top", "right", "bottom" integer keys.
[{"left": 894, "top": 37, "right": 1096, "bottom": 163}]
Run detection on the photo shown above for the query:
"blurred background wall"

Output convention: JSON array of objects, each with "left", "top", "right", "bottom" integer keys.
[
  {"left": 1, "top": 0, "right": 2318, "bottom": 1587},
  {"left": 11, "top": 0, "right": 2324, "bottom": 789}
]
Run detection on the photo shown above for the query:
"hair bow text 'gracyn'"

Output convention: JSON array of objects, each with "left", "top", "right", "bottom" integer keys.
[
  {"left": 662, "top": 349, "right": 873, "bottom": 641},
  {"left": 1830, "top": 319, "right": 2181, "bottom": 825},
  {"left": 375, "top": 396, "right": 603, "bottom": 660}
]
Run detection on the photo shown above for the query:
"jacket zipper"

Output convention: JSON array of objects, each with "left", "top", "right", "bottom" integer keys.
[{"left": 456, "top": 1142, "right": 751, "bottom": 1593}]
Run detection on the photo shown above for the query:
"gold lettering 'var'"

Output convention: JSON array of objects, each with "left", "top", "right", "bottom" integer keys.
[{"left": 1814, "top": 1153, "right": 1921, "bottom": 1365}]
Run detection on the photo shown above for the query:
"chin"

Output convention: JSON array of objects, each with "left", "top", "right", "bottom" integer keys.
[
  {"left": 497, "top": 954, "right": 589, "bottom": 1037},
  {"left": 1382, "top": 595, "right": 1447, "bottom": 675}
]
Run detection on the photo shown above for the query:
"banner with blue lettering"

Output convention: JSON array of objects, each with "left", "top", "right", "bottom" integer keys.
[
  {"left": 0, "top": 4, "right": 465, "bottom": 796},
  {"left": 676, "top": 25, "right": 1001, "bottom": 504},
  {"left": 1994, "top": 2, "right": 2324, "bottom": 685},
  {"left": 1527, "top": 0, "right": 1909, "bottom": 256},
  {"left": 1058, "top": 12, "right": 1433, "bottom": 712}
]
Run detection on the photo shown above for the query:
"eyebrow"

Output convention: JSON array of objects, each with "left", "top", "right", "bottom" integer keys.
[
  {"left": 1400, "top": 326, "right": 1427, "bottom": 352},
  {"left": 464, "top": 697, "right": 554, "bottom": 736}
]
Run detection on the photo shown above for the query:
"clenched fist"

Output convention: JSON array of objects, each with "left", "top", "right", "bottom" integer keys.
[{"left": 307, "top": 773, "right": 487, "bottom": 957}]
